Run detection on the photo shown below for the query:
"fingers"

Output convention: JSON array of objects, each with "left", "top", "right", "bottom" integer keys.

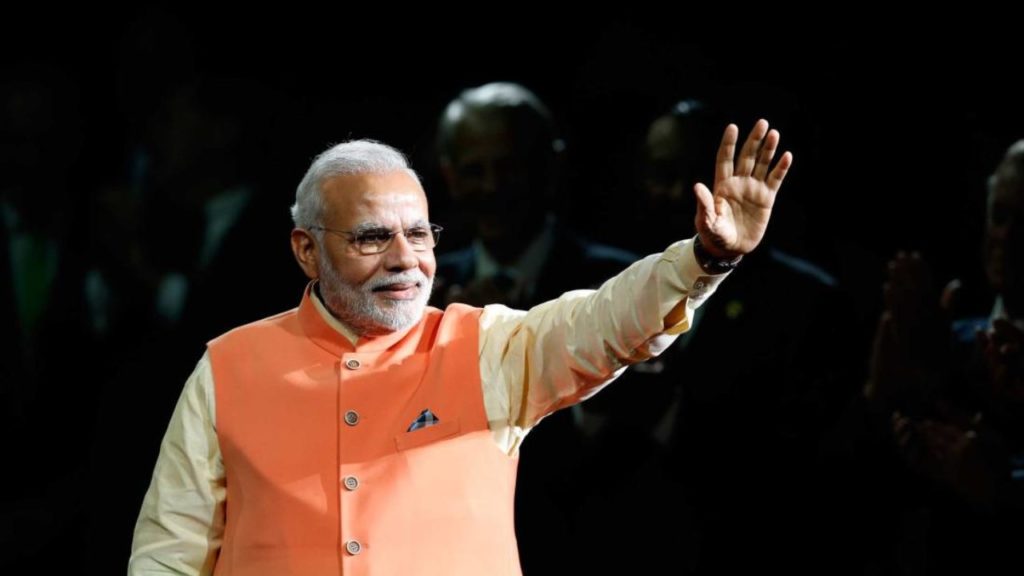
[
  {"left": 752, "top": 129, "right": 780, "bottom": 180},
  {"left": 766, "top": 151, "right": 793, "bottom": 193},
  {"left": 892, "top": 412, "right": 915, "bottom": 453},
  {"left": 986, "top": 319, "right": 1022, "bottom": 362},
  {"left": 882, "top": 251, "right": 934, "bottom": 326},
  {"left": 735, "top": 119, "right": 769, "bottom": 177},
  {"left": 991, "top": 318, "right": 1023, "bottom": 344},
  {"left": 717, "top": 119, "right": 793, "bottom": 192},
  {"left": 940, "top": 278, "right": 962, "bottom": 315},
  {"left": 868, "top": 311, "right": 898, "bottom": 394},
  {"left": 693, "top": 182, "right": 716, "bottom": 227},
  {"left": 715, "top": 124, "right": 739, "bottom": 184}
]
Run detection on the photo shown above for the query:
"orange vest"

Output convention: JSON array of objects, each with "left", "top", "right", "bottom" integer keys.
[{"left": 207, "top": 286, "right": 521, "bottom": 575}]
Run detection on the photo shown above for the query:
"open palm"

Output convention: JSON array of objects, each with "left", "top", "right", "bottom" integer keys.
[{"left": 694, "top": 119, "right": 792, "bottom": 259}]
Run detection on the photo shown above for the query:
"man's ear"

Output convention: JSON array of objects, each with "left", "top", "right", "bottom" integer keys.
[{"left": 291, "top": 228, "right": 320, "bottom": 280}]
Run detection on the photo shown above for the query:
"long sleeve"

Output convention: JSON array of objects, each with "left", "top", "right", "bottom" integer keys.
[
  {"left": 478, "top": 237, "right": 727, "bottom": 455},
  {"left": 129, "top": 352, "right": 226, "bottom": 576}
]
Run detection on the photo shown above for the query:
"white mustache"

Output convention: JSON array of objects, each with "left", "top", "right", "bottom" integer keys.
[{"left": 366, "top": 271, "right": 429, "bottom": 291}]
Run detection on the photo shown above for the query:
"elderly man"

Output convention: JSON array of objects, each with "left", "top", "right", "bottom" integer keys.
[{"left": 129, "top": 120, "right": 791, "bottom": 575}]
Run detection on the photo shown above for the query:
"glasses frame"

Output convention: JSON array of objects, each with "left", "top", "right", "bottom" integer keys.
[{"left": 309, "top": 223, "right": 443, "bottom": 255}]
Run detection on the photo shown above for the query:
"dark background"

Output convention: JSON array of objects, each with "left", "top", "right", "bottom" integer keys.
[{"left": 3, "top": 7, "right": 1022, "bottom": 573}]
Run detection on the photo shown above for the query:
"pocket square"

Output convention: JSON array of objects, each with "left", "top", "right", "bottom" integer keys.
[{"left": 407, "top": 409, "right": 440, "bottom": 432}]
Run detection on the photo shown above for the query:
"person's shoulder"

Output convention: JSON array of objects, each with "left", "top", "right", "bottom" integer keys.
[
  {"left": 530, "top": 229, "right": 639, "bottom": 297},
  {"left": 555, "top": 229, "right": 638, "bottom": 268},
  {"left": 435, "top": 245, "right": 476, "bottom": 282},
  {"left": 436, "top": 245, "right": 476, "bottom": 268},
  {"left": 764, "top": 247, "right": 838, "bottom": 289},
  {"left": 721, "top": 246, "right": 841, "bottom": 314},
  {"left": 579, "top": 239, "right": 638, "bottom": 267},
  {"left": 952, "top": 315, "right": 989, "bottom": 345}
]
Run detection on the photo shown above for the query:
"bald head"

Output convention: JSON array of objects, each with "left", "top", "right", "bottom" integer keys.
[{"left": 437, "top": 82, "right": 563, "bottom": 263}]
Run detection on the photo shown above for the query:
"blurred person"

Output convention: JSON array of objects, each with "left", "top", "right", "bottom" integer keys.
[{"left": 433, "top": 82, "right": 642, "bottom": 573}]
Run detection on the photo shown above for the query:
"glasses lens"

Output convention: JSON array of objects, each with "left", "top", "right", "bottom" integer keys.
[
  {"left": 354, "top": 230, "right": 391, "bottom": 254},
  {"left": 342, "top": 225, "right": 444, "bottom": 255}
]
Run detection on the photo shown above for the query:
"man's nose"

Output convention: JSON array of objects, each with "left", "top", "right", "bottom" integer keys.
[{"left": 383, "top": 232, "right": 420, "bottom": 272}]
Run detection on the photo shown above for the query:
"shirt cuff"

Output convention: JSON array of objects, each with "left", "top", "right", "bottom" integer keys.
[{"left": 658, "top": 237, "right": 731, "bottom": 334}]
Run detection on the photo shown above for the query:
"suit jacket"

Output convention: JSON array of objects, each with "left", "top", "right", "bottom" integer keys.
[
  {"left": 664, "top": 246, "right": 858, "bottom": 573},
  {"left": 434, "top": 227, "right": 638, "bottom": 307}
]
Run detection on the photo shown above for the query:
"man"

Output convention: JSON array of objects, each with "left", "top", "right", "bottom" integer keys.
[
  {"left": 616, "top": 100, "right": 851, "bottom": 573},
  {"left": 862, "top": 139, "right": 1024, "bottom": 574},
  {"left": 433, "top": 82, "right": 635, "bottom": 309},
  {"left": 129, "top": 119, "right": 791, "bottom": 575},
  {"left": 432, "top": 82, "right": 641, "bottom": 573}
]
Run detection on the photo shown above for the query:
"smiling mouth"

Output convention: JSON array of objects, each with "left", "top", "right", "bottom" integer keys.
[
  {"left": 373, "top": 283, "right": 420, "bottom": 299},
  {"left": 374, "top": 282, "right": 417, "bottom": 292}
]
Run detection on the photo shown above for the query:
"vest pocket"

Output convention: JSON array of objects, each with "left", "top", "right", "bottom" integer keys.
[{"left": 394, "top": 418, "right": 461, "bottom": 451}]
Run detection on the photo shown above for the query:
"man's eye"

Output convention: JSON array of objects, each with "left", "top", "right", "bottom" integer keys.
[
  {"left": 356, "top": 231, "right": 392, "bottom": 244},
  {"left": 405, "top": 228, "right": 431, "bottom": 242}
]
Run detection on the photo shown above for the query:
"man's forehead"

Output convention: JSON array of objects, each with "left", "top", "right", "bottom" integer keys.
[
  {"left": 323, "top": 169, "right": 421, "bottom": 192},
  {"left": 323, "top": 172, "right": 423, "bottom": 202},
  {"left": 322, "top": 171, "right": 429, "bottom": 221}
]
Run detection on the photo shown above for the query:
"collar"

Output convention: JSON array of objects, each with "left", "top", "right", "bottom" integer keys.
[{"left": 991, "top": 296, "right": 1024, "bottom": 332}]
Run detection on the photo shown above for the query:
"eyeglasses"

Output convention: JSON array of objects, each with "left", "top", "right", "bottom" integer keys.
[{"left": 310, "top": 224, "right": 443, "bottom": 255}]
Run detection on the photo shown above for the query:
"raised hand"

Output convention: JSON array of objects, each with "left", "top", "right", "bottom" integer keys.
[
  {"left": 976, "top": 318, "right": 1024, "bottom": 404},
  {"left": 892, "top": 412, "right": 1005, "bottom": 509},
  {"left": 693, "top": 119, "right": 792, "bottom": 259},
  {"left": 866, "top": 252, "right": 957, "bottom": 409}
]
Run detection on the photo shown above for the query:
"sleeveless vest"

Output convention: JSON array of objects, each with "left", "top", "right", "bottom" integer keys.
[{"left": 208, "top": 287, "right": 521, "bottom": 575}]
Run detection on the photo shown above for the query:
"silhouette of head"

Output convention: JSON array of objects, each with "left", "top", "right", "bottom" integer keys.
[
  {"left": 638, "top": 99, "right": 718, "bottom": 244},
  {"left": 438, "top": 82, "right": 563, "bottom": 264},
  {"left": 985, "top": 140, "right": 1024, "bottom": 316}
]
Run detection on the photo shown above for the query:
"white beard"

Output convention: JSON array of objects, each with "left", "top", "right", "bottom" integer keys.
[{"left": 317, "top": 252, "right": 433, "bottom": 336}]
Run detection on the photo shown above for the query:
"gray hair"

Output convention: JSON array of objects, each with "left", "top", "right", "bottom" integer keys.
[
  {"left": 987, "top": 139, "right": 1024, "bottom": 203},
  {"left": 291, "top": 139, "right": 420, "bottom": 228}
]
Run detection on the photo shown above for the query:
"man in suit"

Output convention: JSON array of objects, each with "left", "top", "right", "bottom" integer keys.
[
  {"left": 433, "top": 82, "right": 648, "bottom": 573},
  {"left": 588, "top": 99, "right": 855, "bottom": 573},
  {"left": 433, "top": 82, "right": 636, "bottom": 309}
]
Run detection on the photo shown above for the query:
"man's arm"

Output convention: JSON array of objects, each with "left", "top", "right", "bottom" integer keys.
[
  {"left": 129, "top": 352, "right": 225, "bottom": 576},
  {"left": 479, "top": 237, "right": 726, "bottom": 454},
  {"left": 479, "top": 120, "right": 792, "bottom": 455}
]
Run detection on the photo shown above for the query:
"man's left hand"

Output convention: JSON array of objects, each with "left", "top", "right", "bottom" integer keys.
[{"left": 694, "top": 119, "right": 792, "bottom": 259}]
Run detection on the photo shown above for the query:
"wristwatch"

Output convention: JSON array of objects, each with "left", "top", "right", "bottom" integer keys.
[{"left": 692, "top": 234, "right": 743, "bottom": 274}]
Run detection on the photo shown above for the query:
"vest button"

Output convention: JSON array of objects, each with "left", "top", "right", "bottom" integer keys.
[
  {"left": 345, "top": 539, "right": 362, "bottom": 555},
  {"left": 345, "top": 358, "right": 361, "bottom": 370},
  {"left": 343, "top": 475, "right": 360, "bottom": 491},
  {"left": 344, "top": 410, "right": 360, "bottom": 426}
]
